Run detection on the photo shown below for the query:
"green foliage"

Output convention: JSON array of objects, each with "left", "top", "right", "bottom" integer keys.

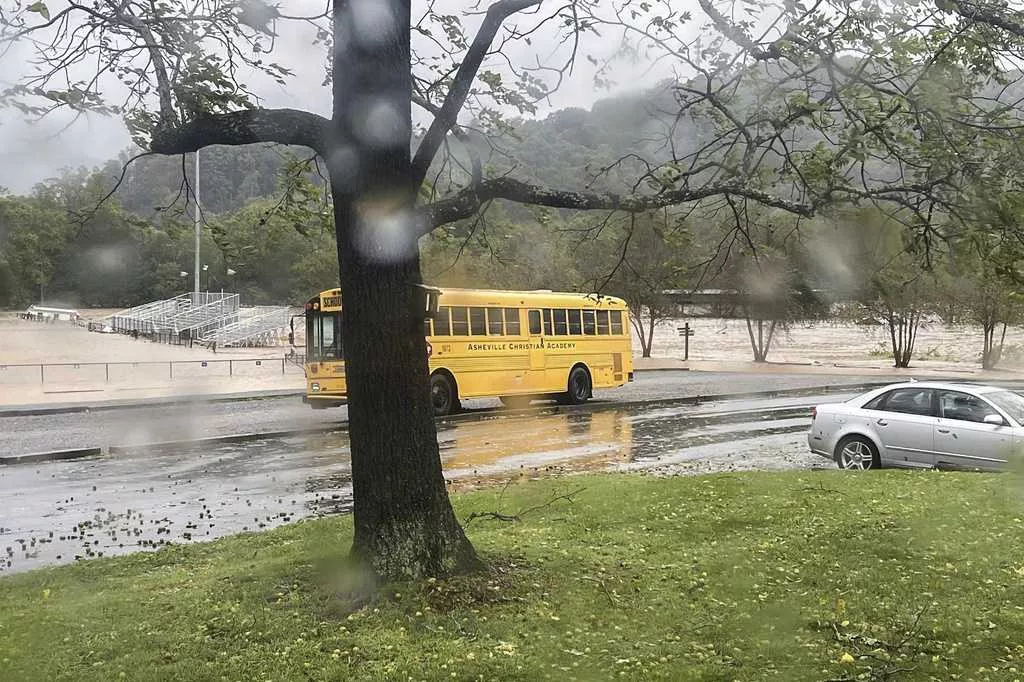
[
  {"left": 208, "top": 199, "right": 336, "bottom": 304},
  {"left": 3, "top": 471, "right": 1024, "bottom": 680},
  {"left": 420, "top": 204, "right": 579, "bottom": 291},
  {"left": 0, "top": 163, "right": 336, "bottom": 309}
]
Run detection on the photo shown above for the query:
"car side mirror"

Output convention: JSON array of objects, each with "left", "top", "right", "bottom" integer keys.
[{"left": 983, "top": 414, "right": 1005, "bottom": 426}]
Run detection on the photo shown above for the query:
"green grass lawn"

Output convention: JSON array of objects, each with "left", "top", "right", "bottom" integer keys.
[{"left": 3, "top": 470, "right": 1024, "bottom": 681}]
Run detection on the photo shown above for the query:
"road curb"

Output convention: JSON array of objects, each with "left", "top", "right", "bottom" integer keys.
[
  {"left": 107, "top": 425, "right": 342, "bottom": 454},
  {"left": 0, "top": 447, "right": 102, "bottom": 466}
]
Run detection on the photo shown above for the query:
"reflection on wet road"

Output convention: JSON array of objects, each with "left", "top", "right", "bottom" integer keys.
[{"left": 0, "top": 395, "right": 841, "bottom": 574}]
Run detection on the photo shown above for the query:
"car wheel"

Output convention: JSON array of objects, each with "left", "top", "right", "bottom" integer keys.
[
  {"left": 430, "top": 372, "right": 459, "bottom": 417},
  {"left": 559, "top": 366, "right": 591, "bottom": 405},
  {"left": 835, "top": 435, "right": 880, "bottom": 471}
]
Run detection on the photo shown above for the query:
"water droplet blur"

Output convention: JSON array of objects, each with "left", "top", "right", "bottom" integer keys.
[
  {"left": 354, "top": 195, "right": 423, "bottom": 263},
  {"left": 350, "top": 97, "right": 406, "bottom": 149},
  {"left": 348, "top": 0, "right": 398, "bottom": 48}
]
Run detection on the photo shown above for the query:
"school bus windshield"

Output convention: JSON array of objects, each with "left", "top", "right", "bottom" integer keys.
[{"left": 305, "top": 290, "right": 344, "bottom": 362}]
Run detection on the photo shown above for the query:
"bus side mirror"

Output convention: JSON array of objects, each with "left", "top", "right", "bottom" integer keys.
[
  {"left": 415, "top": 284, "right": 442, "bottom": 318},
  {"left": 288, "top": 331, "right": 295, "bottom": 345}
]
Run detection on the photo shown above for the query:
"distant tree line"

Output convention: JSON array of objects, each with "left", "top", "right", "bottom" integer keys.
[{"left": 3, "top": 83, "right": 1024, "bottom": 372}]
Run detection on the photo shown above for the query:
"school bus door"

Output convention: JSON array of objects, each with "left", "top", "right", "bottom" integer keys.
[{"left": 527, "top": 309, "right": 546, "bottom": 377}]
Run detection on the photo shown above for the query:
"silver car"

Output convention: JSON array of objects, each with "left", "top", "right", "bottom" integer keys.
[{"left": 808, "top": 381, "right": 1024, "bottom": 470}]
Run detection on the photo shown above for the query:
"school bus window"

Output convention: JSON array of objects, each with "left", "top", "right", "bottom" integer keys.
[
  {"left": 486, "top": 307, "right": 503, "bottom": 335},
  {"left": 470, "top": 307, "right": 486, "bottom": 335},
  {"left": 434, "top": 306, "right": 452, "bottom": 336},
  {"left": 568, "top": 309, "right": 583, "bottom": 335},
  {"left": 582, "top": 309, "right": 596, "bottom": 335},
  {"left": 528, "top": 310, "right": 542, "bottom": 335},
  {"left": 451, "top": 307, "right": 469, "bottom": 335},
  {"left": 543, "top": 308, "right": 554, "bottom": 336},
  {"left": 553, "top": 309, "right": 568, "bottom": 335},
  {"left": 610, "top": 310, "right": 624, "bottom": 334},
  {"left": 596, "top": 310, "right": 610, "bottom": 335},
  {"left": 423, "top": 319, "right": 432, "bottom": 336},
  {"left": 504, "top": 308, "right": 521, "bottom": 335}
]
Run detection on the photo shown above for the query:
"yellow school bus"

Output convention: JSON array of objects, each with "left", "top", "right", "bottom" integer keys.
[{"left": 303, "top": 286, "right": 634, "bottom": 415}]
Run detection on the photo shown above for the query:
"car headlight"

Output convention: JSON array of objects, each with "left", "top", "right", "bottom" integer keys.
[{"left": 311, "top": 382, "right": 321, "bottom": 393}]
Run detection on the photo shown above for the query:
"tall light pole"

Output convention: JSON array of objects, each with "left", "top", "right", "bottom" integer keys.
[{"left": 193, "top": 149, "right": 201, "bottom": 297}]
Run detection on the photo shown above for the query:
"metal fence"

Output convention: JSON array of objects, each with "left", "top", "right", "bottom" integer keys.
[{"left": 0, "top": 357, "right": 303, "bottom": 386}]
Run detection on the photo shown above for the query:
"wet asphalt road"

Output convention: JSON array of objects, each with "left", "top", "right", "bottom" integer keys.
[
  {"left": 0, "top": 370, "right": 892, "bottom": 457},
  {"left": 0, "top": 390, "right": 851, "bottom": 574}
]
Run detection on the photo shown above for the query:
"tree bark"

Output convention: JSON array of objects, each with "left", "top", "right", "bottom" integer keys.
[
  {"left": 981, "top": 318, "right": 1005, "bottom": 370},
  {"left": 645, "top": 312, "right": 656, "bottom": 358},
  {"left": 331, "top": 0, "right": 479, "bottom": 581},
  {"left": 629, "top": 311, "right": 651, "bottom": 357},
  {"left": 888, "top": 311, "right": 920, "bottom": 369},
  {"left": 745, "top": 314, "right": 771, "bottom": 362},
  {"left": 982, "top": 319, "right": 995, "bottom": 369}
]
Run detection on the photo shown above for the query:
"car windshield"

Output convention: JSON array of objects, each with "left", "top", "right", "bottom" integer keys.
[{"left": 982, "top": 390, "right": 1024, "bottom": 425}]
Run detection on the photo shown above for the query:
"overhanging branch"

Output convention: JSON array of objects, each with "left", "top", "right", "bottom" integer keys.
[
  {"left": 410, "top": 0, "right": 541, "bottom": 184},
  {"left": 942, "top": 0, "right": 1024, "bottom": 38},
  {"left": 422, "top": 177, "right": 815, "bottom": 232},
  {"left": 150, "top": 108, "right": 330, "bottom": 156}
]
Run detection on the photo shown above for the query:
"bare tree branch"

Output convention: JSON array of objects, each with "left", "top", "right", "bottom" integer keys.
[
  {"left": 150, "top": 108, "right": 330, "bottom": 156},
  {"left": 943, "top": 0, "right": 1024, "bottom": 38},
  {"left": 411, "top": 0, "right": 541, "bottom": 183},
  {"left": 422, "top": 176, "right": 816, "bottom": 232}
]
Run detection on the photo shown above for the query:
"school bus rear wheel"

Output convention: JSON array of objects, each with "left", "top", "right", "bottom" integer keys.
[
  {"left": 560, "top": 365, "right": 592, "bottom": 405},
  {"left": 430, "top": 371, "right": 460, "bottom": 417}
]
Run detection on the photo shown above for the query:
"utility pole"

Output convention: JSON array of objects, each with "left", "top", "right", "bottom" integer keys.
[{"left": 193, "top": 149, "right": 201, "bottom": 298}]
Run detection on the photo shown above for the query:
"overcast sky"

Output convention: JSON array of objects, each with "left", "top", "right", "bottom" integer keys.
[{"left": 0, "top": 0, "right": 691, "bottom": 194}]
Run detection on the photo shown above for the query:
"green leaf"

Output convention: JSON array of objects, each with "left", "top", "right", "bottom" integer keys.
[{"left": 26, "top": 1, "right": 50, "bottom": 20}]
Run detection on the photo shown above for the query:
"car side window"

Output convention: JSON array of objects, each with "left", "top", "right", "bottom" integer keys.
[
  {"left": 938, "top": 390, "right": 998, "bottom": 424},
  {"left": 863, "top": 393, "right": 888, "bottom": 411},
  {"left": 874, "top": 388, "right": 935, "bottom": 417}
]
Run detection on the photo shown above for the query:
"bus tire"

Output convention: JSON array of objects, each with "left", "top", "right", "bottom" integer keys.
[
  {"left": 430, "top": 371, "right": 460, "bottom": 417},
  {"left": 560, "top": 365, "right": 591, "bottom": 405}
]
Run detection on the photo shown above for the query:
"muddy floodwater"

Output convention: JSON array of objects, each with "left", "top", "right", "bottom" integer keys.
[{"left": 0, "top": 396, "right": 838, "bottom": 574}]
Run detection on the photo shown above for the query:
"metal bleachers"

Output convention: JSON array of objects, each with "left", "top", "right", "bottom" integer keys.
[
  {"left": 99, "top": 293, "right": 296, "bottom": 348},
  {"left": 200, "top": 305, "right": 300, "bottom": 347},
  {"left": 107, "top": 294, "right": 193, "bottom": 335}
]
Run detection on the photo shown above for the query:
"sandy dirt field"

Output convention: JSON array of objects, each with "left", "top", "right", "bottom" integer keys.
[{"left": 0, "top": 315, "right": 304, "bottom": 403}]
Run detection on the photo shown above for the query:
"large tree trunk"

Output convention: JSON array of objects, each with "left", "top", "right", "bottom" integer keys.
[{"left": 331, "top": 0, "right": 479, "bottom": 581}]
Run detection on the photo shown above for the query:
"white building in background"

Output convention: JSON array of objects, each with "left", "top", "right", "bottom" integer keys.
[{"left": 22, "top": 305, "right": 80, "bottom": 322}]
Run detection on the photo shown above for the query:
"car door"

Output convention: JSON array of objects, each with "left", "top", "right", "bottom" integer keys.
[
  {"left": 934, "top": 390, "right": 1013, "bottom": 471},
  {"left": 862, "top": 387, "right": 938, "bottom": 467}
]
